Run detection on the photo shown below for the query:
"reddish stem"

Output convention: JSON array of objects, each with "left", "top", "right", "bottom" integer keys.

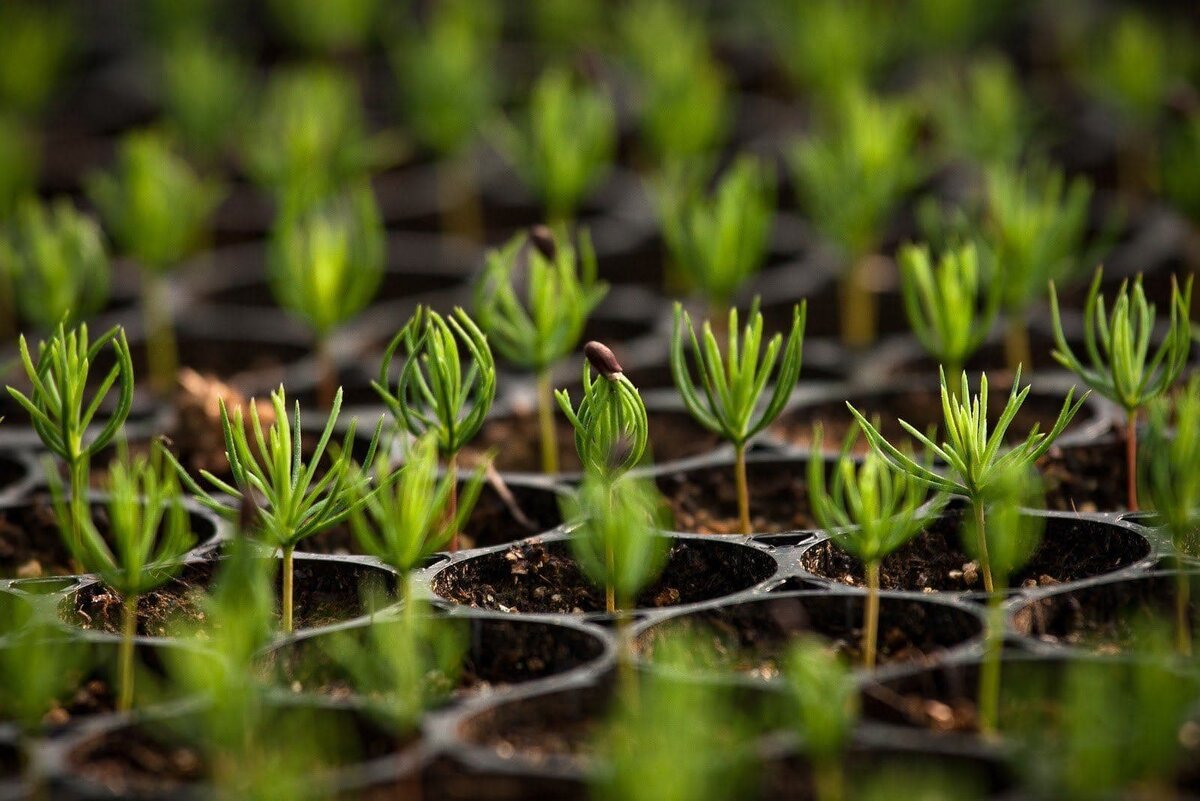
[{"left": 1126, "top": 410, "right": 1139, "bottom": 512}]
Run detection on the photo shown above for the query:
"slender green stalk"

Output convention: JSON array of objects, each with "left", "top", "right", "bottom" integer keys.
[
  {"left": 281, "top": 546, "right": 294, "bottom": 634},
  {"left": 974, "top": 499, "right": 995, "bottom": 594},
  {"left": 840, "top": 259, "right": 876, "bottom": 349},
  {"left": 734, "top": 443, "right": 750, "bottom": 535},
  {"left": 142, "top": 271, "right": 178, "bottom": 395},
  {"left": 977, "top": 590, "right": 1004, "bottom": 737},
  {"left": 537, "top": 370, "right": 558, "bottom": 475},
  {"left": 118, "top": 595, "right": 137, "bottom": 711},
  {"left": 863, "top": 562, "right": 880, "bottom": 669}
]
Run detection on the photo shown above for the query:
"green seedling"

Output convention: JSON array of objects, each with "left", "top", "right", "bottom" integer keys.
[
  {"left": 789, "top": 88, "right": 922, "bottom": 347},
  {"left": 671, "top": 300, "right": 805, "bottom": 533},
  {"left": 87, "top": 130, "right": 223, "bottom": 393},
  {"left": 391, "top": 0, "right": 498, "bottom": 240},
  {"left": 981, "top": 163, "right": 1092, "bottom": 370},
  {"left": 1050, "top": 268, "right": 1192, "bottom": 511},
  {"left": 929, "top": 54, "right": 1035, "bottom": 168},
  {"left": 350, "top": 433, "right": 487, "bottom": 582},
  {"left": 808, "top": 425, "right": 943, "bottom": 667},
  {"left": 619, "top": 0, "right": 729, "bottom": 165},
  {"left": 7, "top": 322, "right": 134, "bottom": 561},
  {"left": 265, "top": 0, "right": 379, "bottom": 54},
  {"left": 159, "top": 32, "right": 252, "bottom": 165},
  {"left": 48, "top": 442, "right": 194, "bottom": 711},
  {"left": 898, "top": 241, "right": 1000, "bottom": 391},
  {"left": 0, "top": 1, "right": 73, "bottom": 117},
  {"left": 783, "top": 636, "right": 859, "bottom": 801},
  {"left": 849, "top": 368, "right": 1085, "bottom": 594},
  {"left": 527, "top": 0, "right": 608, "bottom": 57},
  {"left": 475, "top": 226, "right": 607, "bottom": 474},
  {"left": 374, "top": 306, "right": 496, "bottom": 551},
  {"left": 0, "top": 114, "right": 39, "bottom": 220},
  {"left": 493, "top": 66, "right": 616, "bottom": 225},
  {"left": 269, "top": 185, "right": 385, "bottom": 408},
  {"left": 1142, "top": 377, "right": 1200, "bottom": 654},
  {"left": 171, "top": 386, "right": 383, "bottom": 633},
  {"left": 658, "top": 156, "right": 775, "bottom": 312},
  {"left": 565, "top": 474, "right": 669, "bottom": 616},
  {"left": 764, "top": 0, "right": 890, "bottom": 105},
  {"left": 1161, "top": 116, "right": 1200, "bottom": 224},
  {"left": 556, "top": 342, "right": 649, "bottom": 482},
  {"left": 0, "top": 197, "right": 109, "bottom": 332}
]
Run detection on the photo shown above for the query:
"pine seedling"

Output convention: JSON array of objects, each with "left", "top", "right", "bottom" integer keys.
[
  {"left": 556, "top": 342, "right": 649, "bottom": 482},
  {"left": 808, "top": 425, "right": 943, "bottom": 668},
  {"left": 169, "top": 386, "right": 384, "bottom": 633},
  {"left": 265, "top": 0, "right": 380, "bottom": 55},
  {"left": 1142, "top": 377, "right": 1200, "bottom": 654},
  {"left": 849, "top": 368, "right": 1086, "bottom": 594},
  {"left": 268, "top": 185, "right": 385, "bottom": 408},
  {"left": 475, "top": 226, "right": 608, "bottom": 474},
  {"left": 0, "top": 197, "right": 109, "bottom": 332},
  {"left": 0, "top": 114, "right": 38, "bottom": 221},
  {"left": 1050, "top": 268, "right": 1192, "bottom": 512},
  {"left": 493, "top": 66, "right": 616, "bottom": 225},
  {"left": 374, "top": 306, "right": 496, "bottom": 547},
  {"left": 0, "top": 1, "right": 73, "bottom": 118},
  {"left": 86, "top": 130, "right": 223, "bottom": 393},
  {"left": 565, "top": 474, "right": 669, "bottom": 615},
  {"left": 47, "top": 442, "right": 194, "bottom": 711},
  {"left": 783, "top": 636, "right": 859, "bottom": 801},
  {"left": 928, "top": 55, "right": 1035, "bottom": 168},
  {"left": 159, "top": 32, "right": 252, "bottom": 165},
  {"left": 658, "top": 156, "right": 775, "bottom": 312},
  {"left": 350, "top": 433, "right": 487, "bottom": 579},
  {"left": 6, "top": 322, "right": 134, "bottom": 560},
  {"left": 671, "top": 300, "right": 805, "bottom": 534},
  {"left": 898, "top": 241, "right": 1000, "bottom": 390},
  {"left": 789, "top": 87, "right": 922, "bottom": 347},
  {"left": 981, "top": 163, "right": 1092, "bottom": 370}
]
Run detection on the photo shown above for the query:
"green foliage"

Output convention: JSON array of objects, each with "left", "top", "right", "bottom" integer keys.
[
  {"left": 87, "top": 130, "right": 223, "bottom": 271},
  {"left": 1143, "top": 377, "right": 1200, "bottom": 556},
  {"left": 1083, "top": 11, "right": 1188, "bottom": 130},
  {"left": 619, "top": 0, "right": 729, "bottom": 163},
  {"left": 475, "top": 227, "right": 607, "bottom": 372},
  {"left": 374, "top": 306, "right": 496, "bottom": 457},
  {"left": 789, "top": 88, "right": 921, "bottom": 259},
  {"left": 323, "top": 603, "right": 467, "bottom": 732},
  {"left": 174, "top": 387, "right": 381, "bottom": 553},
  {"left": 494, "top": 66, "right": 616, "bottom": 223},
  {"left": 243, "top": 66, "right": 385, "bottom": 212},
  {"left": 556, "top": 349, "right": 649, "bottom": 480},
  {"left": 350, "top": 434, "right": 487, "bottom": 578},
  {"left": 50, "top": 442, "right": 193, "bottom": 597},
  {"left": 159, "top": 32, "right": 252, "bottom": 163},
  {"left": 265, "top": 0, "right": 380, "bottom": 54},
  {"left": 658, "top": 156, "right": 775, "bottom": 307},
  {"left": 961, "top": 462, "right": 1044, "bottom": 587},
  {"left": 671, "top": 300, "right": 804, "bottom": 448},
  {"left": 0, "top": 1, "right": 73, "bottom": 117},
  {"left": 929, "top": 55, "right": 1034, "bottom": 167},
  {"left": 565, "top": 475, "right": 669, "bottom": 610},
  {"left": 0, "top": 622, "right": 86, "bottom": 733},
  {"left": 268, "top": 186, "right": 385, "bottom": 339},
  {"left": 1162, "top": 116, "right": 1200, "bottom": 222},
  {"left": 764, "top": 0, "right": 890, "bottom": 102},
  {"left": 0, "top": 114, "right": 39, "bottom": 219},
  {"left": 1051, "top": 268, "right": 1192, "bottom": 415},
  {"left": 0, "top": 198, "right": 109, "bottom": 331},
  {"left": 391, "top": 0, "right": 499, "bottom": 158},
  {"left": 783, "top": 636, "right": 858, "bottom": 764},
  {"left": 526, "top": 0, "right": 608, "bottom": 57},
  {"left": 898, "top": 241, "right": 999, "bottom": 378}
]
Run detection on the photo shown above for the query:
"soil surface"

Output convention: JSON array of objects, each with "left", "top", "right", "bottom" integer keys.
[
  {"left": 801, "top": 513, "right": 1149, "bottom": 593},
  {"left": 656, "top": 459, "right": 817, "bottom": 534},
  {"left": 432, "top": 538, "right": 776, "bottom": 614},
  {"left": 0, "top": 455, "right": 27, "bottom": 494},
  {"left": 66, "top": 558, "right": 393, "bottom": 637},
  {"left": 1038, "top": 435, "right": 1128, "bottom": 513}
]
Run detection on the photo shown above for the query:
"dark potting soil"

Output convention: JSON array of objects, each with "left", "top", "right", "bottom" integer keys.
[
  {"left": 0, "top": 739, "right": 18, "bottom": 779},
  {"left": 1038, "top": 435, "right": 1128, "bottom": 513},
  {"left": 800, "top": 514, "right": 1148, "bottom": 593},
  {"left": 0, "top": 498, "right": 121, "bottom": 579},
  {"left": 468, "top": 410, "right": 723, "bottom": 474},
  {"left": 66, "top": 559, "right": 392, "bottom": 637},
  {"left": 656, "top": 460, "right": 816, "bottom": 535},
  {"left": 432, "top": 538, "right": 775, "bottom": 614},
  {"left": 41, "top": 677, "right": 119, "bottom": 728}
]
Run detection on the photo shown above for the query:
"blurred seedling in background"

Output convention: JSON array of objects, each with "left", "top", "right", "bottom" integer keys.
[
  {"left": 265, "top": 0, "right": 380, "bottom": 55},
  {"left": 1161, "top": 115, "right": 1200, "bottom": 226},
  {"left": 475, "top": 225, "right": 607, "bottom": 474},
  {"left": 493, "top": 65, "right": 616, "bottom": 226},
  {"left": 1050, "top": 268, "right": 1192, "bottom": 511},
  {"left": 87, "top": 131, "right": 223, "bottom": 393},
  {"left": 0, "top": 114, "right": 39, "bottom": 220},
  {"left": 927, "top": 54, "right": 1036, "bottom": 169},
  {"left": 171, "top": 387, "right": 383, "bottom": 633},
  {"left": 671, "top": 300, "right": 805, "bottom": 533},
  {"left": 783, "top": 636, "right": 859, "bottom": 801},
  {"left": 790, "top": 87, "right": 922, "bottom": 348},
  {"left": 158, "top": 32, "right": 253, "bottom": 166},
  {"left": 657, "top": 155, "right": 775, "bottom": 313},
  {"left": 556, "top": 341, "right": 649, "bottom": 483},
  {"left": 7, "top": 322, "right": 134, "bottom": 567},
  {"left": 268, "top": 185, "right": 385, "bottom": 409},
  {"left": 0, "top": 0, "right": 73, "bottom": 118},
  {"left": 809, "top": 425, "right": 943, "bottom": 668},
  {"left": 898, "top": 241, "right": 1000, "bottom": 396},
  {"left": 0, "top": 197, "right": 109, "bottom": 336},
  {"left": 374, "top": 306, "right": 496, "bottom": 550},
  {"left": 49, "top": 441, "right": 193, "bottom": 711}
]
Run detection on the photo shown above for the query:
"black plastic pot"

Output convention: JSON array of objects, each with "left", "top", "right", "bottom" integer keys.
[
  {"left": 0, "top": 451, "right": 37, "bottom": 504},
  {"left": 61, "top": 553, "right": 398, "bottom": 638},
  {"left": 797, "top": 507, "right": 1155, "bottom": 600},
  {"left": 631, "top": 589, "right": 985, "bottom": 681},
  {"left": 422, "top": 530, "right": 781, "bottom": 620}
]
